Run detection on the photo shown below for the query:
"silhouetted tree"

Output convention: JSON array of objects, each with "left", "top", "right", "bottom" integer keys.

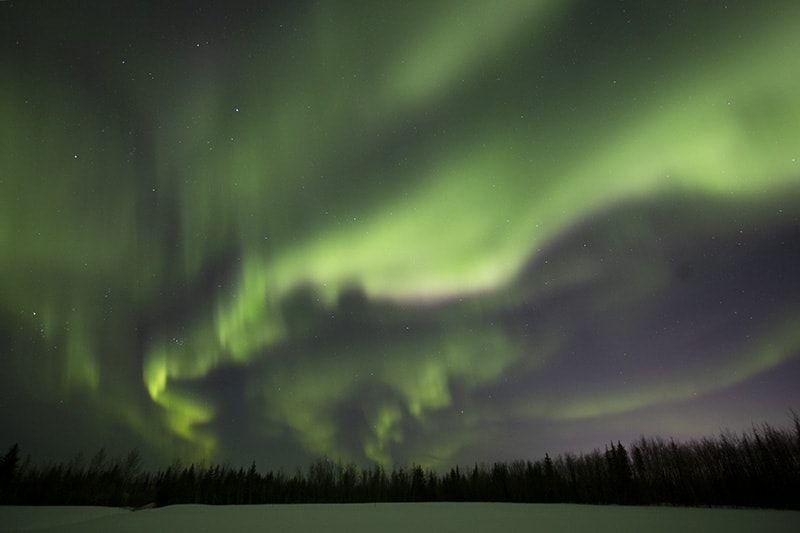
[
  {"left": 542, "top": 453, "right": 555, "bottom": 502},
  {"left": 0, "top": 443, "right": 20, "bottom": 503},
  {"left": 606, "top": 441, "right": 634, "bottom": 503},
  {"left": 2, "top": 415, "right": 799, "bottom": 508}
]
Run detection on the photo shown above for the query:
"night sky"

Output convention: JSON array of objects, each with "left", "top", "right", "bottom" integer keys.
[{"left": 1, "top": 0, "right": 799, "bottom": 471}]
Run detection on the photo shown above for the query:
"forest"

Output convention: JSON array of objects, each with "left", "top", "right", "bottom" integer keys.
[{"left": 1, "top": 416, "right": 798, "bottom": 510}]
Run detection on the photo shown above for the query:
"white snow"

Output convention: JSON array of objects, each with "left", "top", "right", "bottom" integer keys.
[
  {"left": 0, "top": 506, "right": 128, "bottom": 531},
  {"left": 1, "top": 503, "right": 798, "bottom": 532}
]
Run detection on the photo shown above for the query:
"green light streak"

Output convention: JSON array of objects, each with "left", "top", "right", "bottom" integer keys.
[
  {"left": 247, "top": 327, "right": 522, "bottom": 467},
  {"left": 143, "top": 341, "right": 217, "bottom": 456},
  {"left": 140, "top": 0, "right": 800, "bottom": 461},
  {"left": 2, "top": 1, "right": 799, "bottom": 466},
  {"left": 364, "top": 404, "right": 403, "bottom": 467},
  {"left": 524, "top": 316, "right": 800, "bottom": 422},
  {"left": 382, "top": 0, "right": 567, "bottom": 112}
]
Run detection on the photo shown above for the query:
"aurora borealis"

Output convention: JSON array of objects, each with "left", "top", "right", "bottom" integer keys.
[{"left": 1, "top": 0, "right": 799, "bottom": 471}]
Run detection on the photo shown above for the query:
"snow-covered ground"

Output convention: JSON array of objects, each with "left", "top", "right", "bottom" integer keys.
[{"left": 1, "top": 503, "right": 798, "bottom": 532}]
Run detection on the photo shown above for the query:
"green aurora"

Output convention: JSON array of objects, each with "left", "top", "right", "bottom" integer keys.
[{"left": 1, "top": 0, "right": 799, "bottom": 469}]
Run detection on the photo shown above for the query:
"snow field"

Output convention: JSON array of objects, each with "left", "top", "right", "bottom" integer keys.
[{"left": 1, "top": 502, "right": 799, "bottom": 532}]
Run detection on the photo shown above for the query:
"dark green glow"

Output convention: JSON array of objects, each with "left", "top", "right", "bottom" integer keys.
[{"left": 1, "top": 1, "right": 799, "bottom": 468}]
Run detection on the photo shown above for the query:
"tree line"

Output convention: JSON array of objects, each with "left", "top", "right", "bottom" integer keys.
[{"left": 1, "top": 415, "right": 798, "bottom": 509}]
